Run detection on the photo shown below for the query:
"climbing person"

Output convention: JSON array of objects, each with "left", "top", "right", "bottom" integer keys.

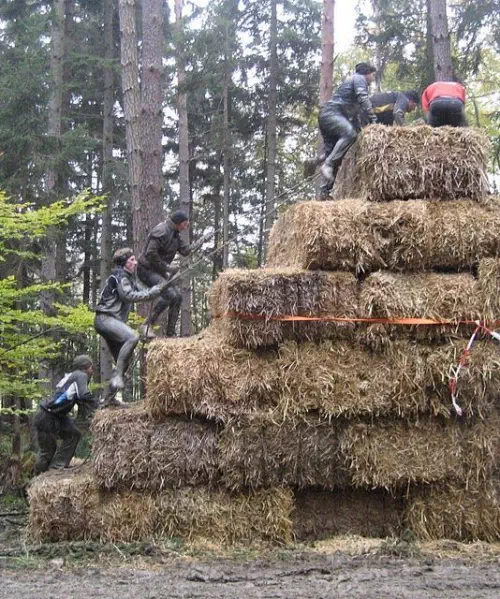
[
  {"left": 34, "top": 355, "right": 97, "bottom": 474},
  {"left": 369, "top": 90, "right": 419, "bottom": 126},
  {"left": 318, "top": 62, "right": 377, "bottom": 200},
  {"left": 137, "top": 210, "right": 191, "bottom": 338},
  {"left": 94, "top": 248, "right": 165, "bottom": 405},
  {"left": 421, "top": 81, "right": 468, "bottom": 127}
]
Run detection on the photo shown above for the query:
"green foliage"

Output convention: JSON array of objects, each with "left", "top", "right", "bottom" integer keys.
[{"left": 0, "top": 190, "right": 104, "bottom": 410}]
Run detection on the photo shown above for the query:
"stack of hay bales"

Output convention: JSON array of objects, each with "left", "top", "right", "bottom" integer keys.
[
  {"left": 28, "top": 407, "right": 293, "bottom": 545},
  {"left": 29, "top": 125, "right": 500, "bottom": 545}
]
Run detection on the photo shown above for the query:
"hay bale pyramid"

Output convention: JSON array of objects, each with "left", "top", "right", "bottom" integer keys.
[{"left": 29, "top": 125, "right": 500, "bottom": 546}]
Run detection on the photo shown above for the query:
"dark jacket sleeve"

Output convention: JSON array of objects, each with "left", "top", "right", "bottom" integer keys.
[
  {"left": 177, "top": 235, "right": 191, "bottom": 258},
  {"left": 353, "top": 74, "right": 376, "bottom": 123},
  {"left": 117, "top": 274, "right": 162, "bottom": 303},
  {"left": 73, "top": 371, "right": 98, "bottom": 410},
  {"left": 393, "top": 93, "right": 409, "bottom": 126}
]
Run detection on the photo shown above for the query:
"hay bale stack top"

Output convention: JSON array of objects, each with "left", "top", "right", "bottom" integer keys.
[{"left": 332, "top": 125, "right": 489, "bottom": 202}]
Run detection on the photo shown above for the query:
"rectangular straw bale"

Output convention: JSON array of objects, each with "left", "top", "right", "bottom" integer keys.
[
  {"left": 340, "top": 416, "right": 500, "bottom": 489},
  {"left": 28, "top": 468, "right": 293, "bottom": 545},
  {"left": 92, "top": 405, "right": 219, "bottom": 490},
  {"left": 293, "top": 488, "right": 403, "bottom": 540},
  {"left": 358, "top": 271, "right": 482, "bottom": 345},
  {"left": 154, "top": 486, "right": 293, "bottom": 546},
  {"left": 209, "top": 268, "right": 358, "bottom": 348},
  {"left": 27, "top": 465, "right": 99, "bottom": 543},
  {"left": 333, "top": 125, "right": 490, "bottom": 202},
  {"left": 404, "top": 479, "right": 500, "bottom": 542},
  {"left": 268, "top": 198, "right": 500, "bottom": 273},
  {"left": 267, "top": 199, "right": 382, "bottom": 272},
  {"left": 146, "top": 331, "right": 281, "bottom": 422},
  {"left": 219, "top": 414, "right": 350, "bottom": 491},
  {"left": 146, "top": 335, "right": 500, "bottom": 422}
]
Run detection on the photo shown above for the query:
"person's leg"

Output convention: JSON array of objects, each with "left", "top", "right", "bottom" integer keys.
[
  {"left": 165, "top": 286, "right": 183, "bottom": 337},
  {"left": 50, "top": 417, "right": 82, "bottom": 469},
  {"left": 95, "top": 313, "right": 139, "bottom": 389},
  {"left": 34, "top": 409, "right": 58, "bottom": 475},
  {"left": 428, "top": 99, "right": 453, "bottom": 127},
  {"left": 95, "top": 314, "right": 121, "bottom": 362},
  {"left": 326, "top": 115, "right": 358, "bottom": 171},
  {"left": 318, "top": 111, "right": 342, "bottom": 199},
  {"left": 112, "top": 322, "right": 139, "bottom": 389},
  {"left": 137, "top": 265, "right": 170, "bottom": 331}
]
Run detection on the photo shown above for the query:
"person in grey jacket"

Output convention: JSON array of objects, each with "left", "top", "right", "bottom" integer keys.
[
  {"left": 137, "top": 211, "right": 191, "bottom": 338},
  {"left": 319, "top": 62, "right": 377, "bottom": 199},
  {"left": 34, "top": 355, "right": 98, "bottom": 474},
  {"left": 94, "top": 248, "right": 165, "bottom": 400}
]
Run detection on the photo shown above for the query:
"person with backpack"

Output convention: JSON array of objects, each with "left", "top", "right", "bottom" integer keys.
[{"left": 34, "top": 355, "right": 98, "bottom": 474}]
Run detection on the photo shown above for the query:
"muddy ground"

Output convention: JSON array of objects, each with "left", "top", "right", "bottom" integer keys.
[{"left": 1, "top": 506, "right": 500, "bottom": 599}]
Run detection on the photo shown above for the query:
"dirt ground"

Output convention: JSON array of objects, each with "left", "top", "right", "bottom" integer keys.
[{"left": 1, "top": 507, "right": 500, "bottom": 599}]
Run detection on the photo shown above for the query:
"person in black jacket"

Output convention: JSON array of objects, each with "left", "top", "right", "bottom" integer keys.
[
  {"left": 319, "top": 62, "right": 377, "bottom": 199},
  {"left": 370, "top": 90, "right": 419, "bottom": 125},
  {"left": 34, "top": 355, "right": 98, "bottom": 474},
  {"left": 94, "top": 248, "right": 165, "bottom": 399},
  {"left": 137, "top": 211, "right": 191, "bottom": 338}
]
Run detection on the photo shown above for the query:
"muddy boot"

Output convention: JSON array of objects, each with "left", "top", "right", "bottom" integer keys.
[
  {"left": 109, "top": 370, "right": 124, "bottom": 390},
  {"left": 102, "top": 389, "right": 129, "bottom": 409}
]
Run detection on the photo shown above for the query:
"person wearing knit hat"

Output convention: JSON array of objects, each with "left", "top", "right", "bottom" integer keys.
[
  {"left": 137, "top": 210, "right": 192, "bottom": 338},
  {"left": 34, "top": 355, "right": 97, "bottom": 474},
  {"left": 94, "top": 247, "right": 166, "bottom": 405},
  {"left": 318, "top": 62, "right": 377, "bottom": 199}
]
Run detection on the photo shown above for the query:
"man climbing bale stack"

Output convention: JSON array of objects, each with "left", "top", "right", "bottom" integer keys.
[
  {"left": 318, "top": 62, "right": 377, "bottom": 200},
  {"left": 422, "top": 80, "right": 468, "bottom": 127},
  {"left": 369, "top": 90, "right": 420, "bottom": 126},
  {"left": 94, "top": 248, "right": 166, "bottom": 405},
  {"left": 34, "top": 355, "right": 97, "bottom": 474},
  {"left": 137, "top": 210, "right": 192, "bottom": 338}
]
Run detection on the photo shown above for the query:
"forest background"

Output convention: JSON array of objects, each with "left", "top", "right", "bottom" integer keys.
[{"left": 0, "top": 0, "right": 499, "bottom": 486}]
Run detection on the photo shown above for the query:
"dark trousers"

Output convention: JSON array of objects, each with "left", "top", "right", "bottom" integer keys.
[
  {"left": 34, "top": 408, "right": 81, "bottom": 475},
  {"left": 94, "top": 313, "right": 139, "bottom": 378},
  {"left": 428, "top": 98, "right": 467, "bottom": 127},
  {"left": 318, "top": 108, "right": 358, "bottom": 195},
  {"left": 137, "top": 264, "right": 182, "bottom": 336}
]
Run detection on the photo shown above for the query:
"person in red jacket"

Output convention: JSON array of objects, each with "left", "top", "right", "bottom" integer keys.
[{"left": 421, "top": 81, "right": 468, "bottom": 127}]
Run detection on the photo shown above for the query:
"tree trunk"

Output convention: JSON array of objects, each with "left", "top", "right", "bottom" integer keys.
[
  {"left": 263, "top": 0, "right": 278, "bottom": 264},
  {"left": 40, "top": 0, "right": 64, "bottom": 317},
  {"left": 39, "top": 0, "right": 65, "bottom": 391},
  {"left": 316, "top": 0, "right": 335, "bottom": 198},
  {"left": 319, "top": 0, "right": 335, "bottom": 104},
  {"left": 117, "top": 0, "right": 142, "bottom": 246},
  {"left": 427, "top": 0, "right": 453, "bottom": 81},
  {"left": 100, "top": 0, "right": 116, "bottom": 383},
  {"left": 222, "top": 2, "right": 237, "bottom": 268},
  {"left": 140, "top": 0, "right": 165, "bottom": 242},
  {"left": 175, "top": 0, "right": 192, "bottom": 336}
]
